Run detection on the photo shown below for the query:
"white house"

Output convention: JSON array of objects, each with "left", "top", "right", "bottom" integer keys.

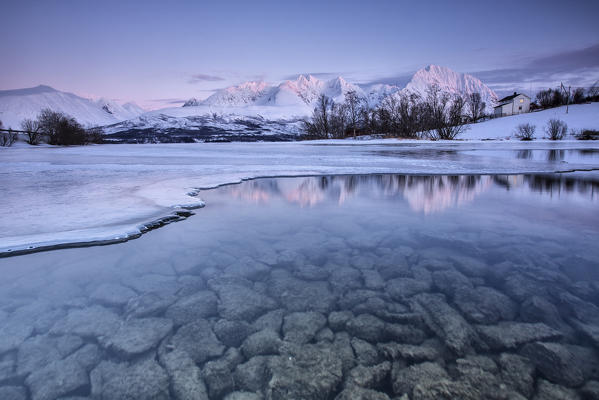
[{"left": 493, "top": 92, "right": 531, "bottom": 117}]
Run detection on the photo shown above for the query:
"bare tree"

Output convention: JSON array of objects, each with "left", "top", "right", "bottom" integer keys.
[
  {"left": 330, "top": 102, "right": 349, "bottom": 138},
  {"left": 381, "top": 92, "right": 425, "bottom": 138},
  {"left": 572, "top": 88, "right": 585, "bottom": 104},
  {"left": 303, "top": 94, "right": 333, "bottom": 139},
  {"left": 86, "top": 126, "right": 105, "bottom": 144},
  {"left": 423, "top": 85, "right": 468, "bottom": 140},
  {"left": 589, "top": 81, "right": 599, "bottom": 100},
  {"left": 468, "top": 92, "right": 486, "bottom": 122},
  {"left": 21, "top": 119, "right": 42, "bottom": 145},
  {"left": 0, "top": 121, "right": 17, "bottom": 147},
  {"left": 359, "top": 103, "right": 376, "bottom": 135},
  {"left": 37, "top": 109, "right": 87, "bottom": 145},
  {"left": 344, "top": 90, "right": 363, "bottom": 138},
  {"left": 536, "top": 89, "right": 553, "bottom": 109}
]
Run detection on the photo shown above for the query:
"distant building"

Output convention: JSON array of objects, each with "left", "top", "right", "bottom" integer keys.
[{"left": 493, "top": 92, "right": 531, "bottom": 117}]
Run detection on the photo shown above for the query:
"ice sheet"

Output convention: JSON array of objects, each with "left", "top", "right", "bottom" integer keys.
[{"left": 1, "top": 140, "right": 598, "bottom": 254}]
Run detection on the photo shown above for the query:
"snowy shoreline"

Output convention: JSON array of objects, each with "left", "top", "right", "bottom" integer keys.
[{"left": 2, "top": 138, "right": 599, "bottom": 257}]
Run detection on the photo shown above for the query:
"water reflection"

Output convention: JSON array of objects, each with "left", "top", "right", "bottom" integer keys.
[
  {"left": 211, "top": 173, "right": 598, "bottom": 215},
  {"left": 514, "top": 149, "right": 599, "bottom": 163},
  {"left": 516, "top": 150, "right": 533, "bottom": 160},
  {"left": 547, "top": 150, "right": 565, "bottom": 162}
]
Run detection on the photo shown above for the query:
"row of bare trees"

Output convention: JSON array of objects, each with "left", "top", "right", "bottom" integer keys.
[
  {"left": 535, "top": 84, "right": 598, "bottom": 110},
  {"left": 303, "top": 85, "right": 477, "bottom": 140},
  {"left": 0, "top": 109, "right": 104, "bottom": 146}
]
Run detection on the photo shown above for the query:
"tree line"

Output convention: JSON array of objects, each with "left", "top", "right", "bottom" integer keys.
[
  {"left": 534, "top": 83, "right": 598, "bottom": 110},
  {"left": 0, "top": 109, "right": 104, "bottom": 147},
  {"left": 303, "top": 84, "right": 485, "bottom": 140}
]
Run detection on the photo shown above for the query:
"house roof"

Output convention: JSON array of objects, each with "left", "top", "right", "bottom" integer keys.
[{"left": 497, "top": 92, "right": 530, "bottom": 103}]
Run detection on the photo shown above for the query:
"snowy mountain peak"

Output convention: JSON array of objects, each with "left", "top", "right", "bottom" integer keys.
[
  {"left": 0, "top": 86, "right": 144, "bottom": 128},
  {"left": 0, "top": 85, "right": 58, "bottom": 98},
  {"left": 95, "top": 98, "right": 145, "bottom": 120},
  {"left": 405, "top": 65, "right": 498, "bottom": 110},
  {"left": 202, "top": 81, "right": 271, "bottom": 106},
  {"left": 183, "top": 98, "right": 201, "bottom": 107}
]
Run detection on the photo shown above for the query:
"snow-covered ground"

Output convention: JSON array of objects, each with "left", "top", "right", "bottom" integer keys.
[
  {"left": 461, "top": 103, "right": 599, "bottom": 140},
  {"left": 1, "top": 139, "right": 599, "bottom": 255}
]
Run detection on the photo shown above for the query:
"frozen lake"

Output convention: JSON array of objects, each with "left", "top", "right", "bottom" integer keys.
[
  {"left": 2, "top": 141, "right": 599, "bottom": 255},
  {"left": 0, "top": 172, "right": 598, "bottom": 399}
]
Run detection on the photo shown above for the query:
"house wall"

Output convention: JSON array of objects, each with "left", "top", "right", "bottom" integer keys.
[{"left": 495, "top": 95, "right": 531, "bottom": 116}]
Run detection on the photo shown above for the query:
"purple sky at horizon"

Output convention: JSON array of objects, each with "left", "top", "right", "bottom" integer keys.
[{"left": 1, "top": 0, "right": 598, "bottom": 109}]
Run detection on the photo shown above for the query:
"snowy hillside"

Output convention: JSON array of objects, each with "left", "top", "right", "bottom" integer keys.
[
  {"left": 462, "top": 103, "right": 599, "bottom": 140},
  {"left": 0, "top": 85, "right": 144, "bottom": 128},
  {"left": 404, "top": 65, "right": 498, "bottom": 112},
  {"left": 102, "top": 103, "right": 309, "bottom": 142}
]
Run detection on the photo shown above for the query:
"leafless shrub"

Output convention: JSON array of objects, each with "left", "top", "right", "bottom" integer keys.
[
  {"left": 514, "top": 123, "right": 536, "bottom": 140},
  {"left": 21, "top": 119, "right": 42, "bottom": 145},
  {"left": 545, "top": 119, "right": 567, "bottom": 140},
  {"left": 573, "top": 129, "right": 599, "bottom": 140},
  {"left": 0, "top": 121, "right": 17, "bottom": 147}
]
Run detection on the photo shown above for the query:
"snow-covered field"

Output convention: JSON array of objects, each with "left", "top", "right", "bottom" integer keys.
[
  {"left": 461, "top": 103, "right": 599, "bottom": 140},
  {"left": 1, "top": 138, "right": 599, "bottom": 255}
]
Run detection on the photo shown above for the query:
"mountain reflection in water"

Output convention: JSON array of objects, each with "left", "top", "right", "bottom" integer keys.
[{"left": 219, "top": 173, "right": 598, "bottom": 214}]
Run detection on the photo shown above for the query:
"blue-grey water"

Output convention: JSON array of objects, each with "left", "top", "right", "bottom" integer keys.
[{"left": 1, "top": 173, "right": 598, "bottom": 400}]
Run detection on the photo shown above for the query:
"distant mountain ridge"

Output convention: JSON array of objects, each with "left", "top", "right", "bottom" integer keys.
[
  {"left": 0, "top": 85, "right": 144, "bottom": 128},
  {"left": 0, "top": 66, "right": 497, "bottom": 137},
  {"left": 182, "top": 65, "right": 497, "bottom": 113}
]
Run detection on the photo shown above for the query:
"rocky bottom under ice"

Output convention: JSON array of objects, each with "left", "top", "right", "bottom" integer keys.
[{"left": 0, "top": 174, "right": 598, "bottom": 400}]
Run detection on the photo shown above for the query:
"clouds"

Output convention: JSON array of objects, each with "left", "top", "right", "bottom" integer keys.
[
  {"left": 149, "top": 98, "right": 187, "bottom": 104},
  {"left": 471, "top": 43, "right": 599, "bottom": 94},
  {"left": 359, "top": 73, "right": 414, "bottom": 88},
  {"left": 529, "top": 43, "right": 599, "bottom": 72},
  {"left": 188, "top": 73, "right": 225, "bottom": 84},
  {"left": 282, "top": 72, "right": 340, "bottom": 80}
]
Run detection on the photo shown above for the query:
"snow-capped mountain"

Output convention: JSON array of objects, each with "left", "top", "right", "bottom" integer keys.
[
  {"left": 271, "top": 75, "right": 325, "bottom": 106},
  {"left": 362, "top": 83, "right": 402, "bottom": 106},
  {"left": 188, "top": 75, "right": 365, "bottom": 110},
  {"left": 106, "top": 65, "right": 497, "bottom": 141},
  {"left": 0, "top": 65, "right": 497, "bottom": 141},
  {"left": 95, "top": 98, "right": 145, "bottom": 121},
  {"left": 403, "top": 65, "right": 497, "bottom": 111},
  {"left": 0, "top": 85, "right": 144, "bottom": 128},
  {"left": 202, "top": 81, "right": 272, "bottom": 107},
  {"left": 182, "top": 66, "right": 495, "bottom": 113}
]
